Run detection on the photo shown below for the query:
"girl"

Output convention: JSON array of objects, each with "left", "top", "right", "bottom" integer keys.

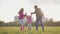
[
  {"left": 18, "top": 8, "right": 25, "bottom": 31},
  {"left": 25, "top": 13, "right": 32, "bottom": 30}
]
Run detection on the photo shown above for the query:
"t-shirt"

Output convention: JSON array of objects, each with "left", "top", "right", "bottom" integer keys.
[
  {"left": 35, "top": 8, "right": 44, "bottom": 18},
  {"left": 18, "top": 11, "right": 24, "bottom": 19}
]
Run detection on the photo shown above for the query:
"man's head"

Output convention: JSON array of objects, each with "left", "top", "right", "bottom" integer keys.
[{"left": 34, "top": 5, "right": 38, "bottom": 10}]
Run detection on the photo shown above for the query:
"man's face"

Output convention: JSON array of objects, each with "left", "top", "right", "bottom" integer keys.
[{"left": 34, "top": 7, "right": 37, "bottom": 10}]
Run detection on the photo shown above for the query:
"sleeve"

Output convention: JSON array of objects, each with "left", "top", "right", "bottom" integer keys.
[{"left": 39, "top": 8, "right": 44, "bottom": 17}]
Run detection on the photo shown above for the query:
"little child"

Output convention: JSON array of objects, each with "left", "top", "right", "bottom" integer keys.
[
  {"left": 18, "top": 8, "right": 25, "bottom": 31},
  {"left": 25, "top": 13, "right": 32, "bottom": 30}
]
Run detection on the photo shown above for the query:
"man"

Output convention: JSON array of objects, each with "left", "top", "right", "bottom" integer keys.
[{"left": 31, "top": 5, "right": 44, "bottom": 32}]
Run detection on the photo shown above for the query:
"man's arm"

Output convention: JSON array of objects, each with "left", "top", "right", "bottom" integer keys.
[
  {"left": 31, "top": 11, "right": 35, "bottom": 14},
  {"left": 39, "top": 8, "right": 44, "bottom": 18}
]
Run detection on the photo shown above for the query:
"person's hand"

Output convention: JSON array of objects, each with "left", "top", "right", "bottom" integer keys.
[
  {"left": 31, "top": 12, "right": 33, "bottom": 14},
  {"left": 31, "top": 12, "right": 35, "bottom": 14},
  {"left": 31, "top": 14, "right": 32, "bottom": 15},
  {"left": 31, "top": 14, "right": 32, "bottom": 16}
]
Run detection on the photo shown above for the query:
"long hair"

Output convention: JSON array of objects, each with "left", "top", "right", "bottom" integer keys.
[{"left": 18, "top": 8, "right": 24, "bottom": 14}]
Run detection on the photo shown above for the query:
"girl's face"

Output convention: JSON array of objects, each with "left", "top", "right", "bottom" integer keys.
[{"left": 21, "top": 8, "right": 24, "bottom": 11}]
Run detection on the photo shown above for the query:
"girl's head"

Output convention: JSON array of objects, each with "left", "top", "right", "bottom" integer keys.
[{"left": 20, "top": 8, "right": 24, "bottom": 12}]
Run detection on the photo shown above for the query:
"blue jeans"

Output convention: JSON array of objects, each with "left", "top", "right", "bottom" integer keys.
[{"left": 36, "top": 18, "right": 44, "bottom": 31}]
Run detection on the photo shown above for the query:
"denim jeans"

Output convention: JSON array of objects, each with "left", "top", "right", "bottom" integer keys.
[{"left": 36, "top": 17, "right": 44, "bottom": 31}]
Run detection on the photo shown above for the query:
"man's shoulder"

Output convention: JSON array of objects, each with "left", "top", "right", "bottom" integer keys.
[{"left": 38, "top": 8, "right": 41, "bottom": 10}]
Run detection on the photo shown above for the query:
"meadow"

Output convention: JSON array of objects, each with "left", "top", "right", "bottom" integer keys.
[{"left": 0, "top": 26, "right": 60, "bottom": 34}]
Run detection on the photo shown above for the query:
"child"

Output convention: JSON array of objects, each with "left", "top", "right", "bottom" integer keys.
[
  {"left": 18, "top": 8, "right": 25, "bottom": 31},
  {"left": 25, "top": 13, "right": 32, "bottom": 30},
  {"left": 31, "top": 5, "right": 44, "bottom": 32}
]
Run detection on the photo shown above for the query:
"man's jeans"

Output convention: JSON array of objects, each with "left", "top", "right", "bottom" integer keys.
[{"left": 36, "top": 18, "right": 44, "bottom": 31}]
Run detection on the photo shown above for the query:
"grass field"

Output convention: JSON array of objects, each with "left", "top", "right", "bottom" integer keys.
[{"left": 0, "top": 26, "right": 60, "bottom": 34}]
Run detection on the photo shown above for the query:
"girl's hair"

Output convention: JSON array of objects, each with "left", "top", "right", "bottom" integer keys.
[
  {"left": 20, "top": 8, "right": 24, "bottom": 12},
  {"left": 18, "top": 8, "right": 24, "bottom": 14}
]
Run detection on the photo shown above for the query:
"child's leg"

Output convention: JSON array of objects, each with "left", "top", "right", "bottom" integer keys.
[
  {"left": 20, "top": 22, "right": 24, "bottom": 31},
  {"left": 21, "top": 25, "right": 22, "bottom": 31},
  {"left": 22, "top": 25, "right": 24, "bottom": 31},
  {"left": 21, "top": 24, "right": 24, "bottom": 31},
  {"left": 23, "top": 24, "right": 25, "bottom": 30},
  {"left": 19, "top": 20, "right": 22, "bottom": 31},
  {"left": 23, "top": 18, "right": 26, "bottom": 30},
  {"left": 22, "top": 20, "right": 25, "bottom": 31},
  {"left": 28, "top": 24, "right": 31, "bottom": 30},
  {"left": 19, "top": 19, "right": 24, "bottom": 31},
  {"left": 29, "top": 24, "right": 31, "bottom": 30},
  {"left": 28, "top": 24, "right": 29, "bottom": 30}
]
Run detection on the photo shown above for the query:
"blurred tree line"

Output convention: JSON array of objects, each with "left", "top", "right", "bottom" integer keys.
[{"left": 0, "top": 18, "right": 60, "bottom": 26}]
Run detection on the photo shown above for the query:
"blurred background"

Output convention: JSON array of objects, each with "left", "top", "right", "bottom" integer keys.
[{"left": 0, "top": 0, "right": 60, "bottom": 26}]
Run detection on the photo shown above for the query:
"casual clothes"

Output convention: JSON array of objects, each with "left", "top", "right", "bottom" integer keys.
[
  {"left": 18, "top": 11, "right": 24, "bottom": 19},
  {"left": 18, "top": 9, "right": 25, "bottom": 31},
  {"left": 32, "top": 7, "right": 44, "bottom": 31},
  {"left": 35, "top": 8, "right": 44, "bottom": 18},
  {"left": 35, "top": 8, "right": 44, "bottom": 31},
  {"left": 27, "top": 16, "right": 32, "bottom": 24},
  {"left": 28, "top": 24, "right": 31, "bottom": 30},
  {"left": 26, "top": 15, "right": 32, "bottom": 30},
  {"left": 19, "top": 19, "right": 24, "bottom": 25},
  {"left": 36, "top": 17, "right": 44, "bottom": 31}
]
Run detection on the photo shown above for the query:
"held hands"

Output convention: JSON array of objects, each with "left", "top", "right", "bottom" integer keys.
[
  {"left": 31, "top": 12, "right": 33, "bottom": 14},
  {"left": 31, "top": 13, "right": 32, "bottom": 15}
]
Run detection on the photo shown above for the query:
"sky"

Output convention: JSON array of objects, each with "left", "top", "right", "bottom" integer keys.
[{"left": 0, "top": 0, "right": 60, "bottom": 22}]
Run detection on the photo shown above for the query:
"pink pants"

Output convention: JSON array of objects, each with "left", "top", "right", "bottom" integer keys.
[{"left": 20, "top": 25, "right": 25, "bottom": 31}]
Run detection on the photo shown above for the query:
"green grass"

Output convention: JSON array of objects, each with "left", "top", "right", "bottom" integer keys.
[{"left": 0, "top": 26, "right": 60, "bottom": 34}]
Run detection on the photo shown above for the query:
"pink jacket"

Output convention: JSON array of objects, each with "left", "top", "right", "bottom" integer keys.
[
  {"left": 18, "top": 11, "right": 24, "bottom": 19},
  {"left": 27, "top": 16, "right": 32, "bottom": 24}
]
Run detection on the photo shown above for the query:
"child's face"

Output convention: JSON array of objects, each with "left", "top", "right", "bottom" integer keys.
[
  {"left": 21, "top": 8, "right": 24, "bottom": 12},
  {"left": 21, "top": 9, "right": 24, "bottom": 11}
]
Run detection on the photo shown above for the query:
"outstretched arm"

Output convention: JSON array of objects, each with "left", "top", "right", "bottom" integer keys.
[{"left": 31, "top": 11, "right": 35, "bottom": 14}]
